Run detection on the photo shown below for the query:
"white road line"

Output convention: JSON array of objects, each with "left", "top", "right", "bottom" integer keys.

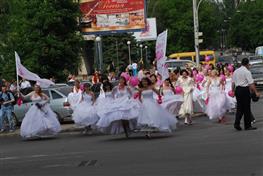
[
  {"left": 0, "top": 152, "right": 85, "bottom": 161},
  {"left": 42, "top": 164, "right": 73, "bottom": 168},
  {"left": 0, "top": 156, "right": 19, "bottom": 160}
]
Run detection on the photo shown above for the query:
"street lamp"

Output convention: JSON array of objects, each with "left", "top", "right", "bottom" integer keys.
[
  {"left": 95, "top": 36, "right": 103, "bottom": 71},
  {"left": 127, "top": 41, "right": 131, "bottom": 65},
  {"left": 139, "top": 44, "right": 143, "bottom": 63},
  {"left": 145, "top": 46, "right": 148, "bottom": 63},
  {"left": 193, "top": 0, "right": 205, "bottom": 66},
  {"left": 116, "top": 40, "right": 119, "bottom": 73}
]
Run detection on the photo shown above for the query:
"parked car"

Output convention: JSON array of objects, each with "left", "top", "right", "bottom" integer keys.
[
  {"left": 236, "top": 56, "right": 263, "bottom": 65},
  {"left": 217, "top": 55, "right": 236, "bottom": 65},
  {"left": 14, "top": 86, "right": 73, "bottom": 123},
  {"left": 248, "top": 56, "right": 263, "bottom": 65},
  {"left": 250, "top": 63, "right": 263, "bottom": 89},
  {"left": 66, "top": 80, "right": 91, "bottom": 87},
  {"left": 165, "top": 59, "right": 197, "bottom": 71}
]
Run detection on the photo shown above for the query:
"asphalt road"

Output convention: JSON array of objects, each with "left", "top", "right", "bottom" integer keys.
[{"left": 0, "top": 99, "right": 262, "bottom": 176}]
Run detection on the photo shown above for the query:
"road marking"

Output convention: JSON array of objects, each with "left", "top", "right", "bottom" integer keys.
[
  {"left": 0, "top": 152, "right": 85, "bottom": 161},
  {"left": 0, "top": 156, "right": 19, "bottom": 160},
  {"left": 42, "top": 164, "right": 72, "bottom": 168}
]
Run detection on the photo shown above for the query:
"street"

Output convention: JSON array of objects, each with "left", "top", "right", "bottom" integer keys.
[{"left": 0, "top": 98, "right": 262, "bottom": 176}]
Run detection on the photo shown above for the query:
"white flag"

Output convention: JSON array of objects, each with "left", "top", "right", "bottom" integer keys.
[
  {"left": 156, "top": 30, "right": 169, "bottom": 81},
  {"left": 15, "top": 52, "right": 54, "bottom": 88}
]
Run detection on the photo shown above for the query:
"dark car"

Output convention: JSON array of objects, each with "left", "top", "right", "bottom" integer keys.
[
  {"left": 250, "top": 63, "right": 263, "bottom": 89},
  {"left": 217, "top": 56, "right": 236, "bottom": 65}
]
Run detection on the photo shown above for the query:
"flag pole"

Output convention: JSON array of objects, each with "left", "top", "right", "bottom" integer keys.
[{"left": 15, "top": 52, "right": 20, "bottom": 94}]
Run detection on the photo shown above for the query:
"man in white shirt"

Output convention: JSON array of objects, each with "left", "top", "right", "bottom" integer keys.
[
  {"left": 20, "top": 79, "right": 31, "bottom": 89},
  {"left": 232, "top": 58, "right": 260, "bottom": 131}
]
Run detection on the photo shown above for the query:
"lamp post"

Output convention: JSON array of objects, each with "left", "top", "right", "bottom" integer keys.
[
  {"left": 139, "top": 44, "right": 143, "bottom": 64},
  {"left": 145, "top": 46, "right": 148, "bottom": 63},
  {"left": 95, "top": 36, "right": 103, "bottom": 71},
  {"left": 116, "top": 40, "right": 119, "bottom": 73},
  {"left": 140, "top": 44, "right": 143, "bottom": 60},
  {"left": 127, "top": 41, "right": 131, "bottom": 65},
  {"left": 193, "top": 0, "right": 205, "bottom": 66}
]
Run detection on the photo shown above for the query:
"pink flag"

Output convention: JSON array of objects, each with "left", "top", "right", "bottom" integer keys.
[
  {"left": 156, "top": 30, "right": 169, "bottom": 81},
  {"left": 15, "top": 52, "right": 54, "bottom": 88}
]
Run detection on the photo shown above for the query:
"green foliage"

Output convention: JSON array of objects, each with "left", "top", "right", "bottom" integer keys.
[
  {"left": 0, "top": 0, "right": 83, "bottom": 81},
  {"left": 100, "top": 34, "right": 139, "bottom": 73},
  {"left": 228, "top": 0, "right": 263, "bottom": 50},
  {"left": 147, "top": 0, "right": 223, "bottom": 55}
]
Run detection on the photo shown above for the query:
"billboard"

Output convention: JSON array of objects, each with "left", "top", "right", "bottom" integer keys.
[
  {"left": 133, "top": 18, "right": 157, "bottom": 41},
  {"left": 80, "top": 0, "right": 146, "bottom": 34}
]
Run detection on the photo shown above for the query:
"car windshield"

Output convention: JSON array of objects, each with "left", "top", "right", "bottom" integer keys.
[
  {"left": 55, "top": 87, "right": 72, "bottom": 96},
  {"left": 166, "top": 61, "right": 187, "bottom": 68},
  {"left": 217, "top": 56, "right": 233, "bottom": 63},
  {"left": 180, "top": 56, "right": 192, "bottom": 61},
  {"left": 249, "top": 57, "right": 262, "bottom": 61}
]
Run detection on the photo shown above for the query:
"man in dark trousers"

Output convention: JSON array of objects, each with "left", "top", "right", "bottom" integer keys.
[
  {"left": 232, "top": 58, "right": 260, "bottom": 131},
  {"left": 0, "top": 85, "right": 15, "bottom": 132}
]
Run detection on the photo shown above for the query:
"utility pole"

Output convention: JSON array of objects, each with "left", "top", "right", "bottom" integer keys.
[
  {"left": 193, "top": 0, "right": 200, "bottom": 66},
  {"left": 193, "top": 0, "right": 204, "bottom": 66}
]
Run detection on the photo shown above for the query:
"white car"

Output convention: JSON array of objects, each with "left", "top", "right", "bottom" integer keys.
[
  {"left": 165, "top": 59, "right": 197, "bottom": 71},
  {"left": 14, "top": 86, "right": 73, "bottom": 123}
]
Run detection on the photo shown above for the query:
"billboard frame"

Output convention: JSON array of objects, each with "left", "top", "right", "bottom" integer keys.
[{"left": 79, "top": 0, "right": 147, "bottom": 35}]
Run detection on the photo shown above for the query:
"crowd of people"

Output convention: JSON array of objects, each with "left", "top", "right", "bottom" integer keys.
[{"left": 0, "top": 57, "right": 260, "bottom": 140}]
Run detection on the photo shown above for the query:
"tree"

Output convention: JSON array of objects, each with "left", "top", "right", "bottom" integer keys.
[
  {"left": 228, "top": 0, "right": 263, "bottom": 50},
  {"left": 147, "top": 0, "right": 224, "bottom": 55},
  {"left": 199, "top": 1, "right": 224, "bottom": 50},
  {"left": 0, "top": 0, "right": 83, "bottom": 81},
  {"left": 99, "top": 34, "right": 138, "bottom": 73}
]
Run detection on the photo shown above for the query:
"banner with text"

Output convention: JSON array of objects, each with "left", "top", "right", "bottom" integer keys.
[{"left": 80, "top": 0, "right": 146, "bottom": 34}]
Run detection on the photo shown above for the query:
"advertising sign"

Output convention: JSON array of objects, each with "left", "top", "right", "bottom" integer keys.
[
  {"left": 80, "top": 0, "right": 146, "bottom": 34},
  {"left": 133, "top": 18, "right": 157, "bottom": 41}
]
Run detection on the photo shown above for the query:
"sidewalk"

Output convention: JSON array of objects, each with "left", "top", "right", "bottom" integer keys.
[
  {"left": 0, "top": 113, "right": 205, "bottom": 137},
  {"left": 0, "top": 124, "right": 83, "bottom": 137}
]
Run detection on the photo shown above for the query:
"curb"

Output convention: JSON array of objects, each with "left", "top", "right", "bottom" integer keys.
[
  {"left": 0, "top": 113, "right": 206, "bottom": 137},
  {"left": 0, "top": 125, "right": 83, "bottom": 138}
]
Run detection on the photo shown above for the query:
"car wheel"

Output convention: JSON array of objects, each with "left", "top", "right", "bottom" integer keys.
[{"left": 54, "top": 112, "right": 63, "bottom": 124}]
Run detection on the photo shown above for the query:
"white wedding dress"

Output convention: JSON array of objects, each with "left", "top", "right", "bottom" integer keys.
[
  {"left": 72, "top": 93, "right": 99, "bottom": 127},
  {"left": 178, "top": 77, "right": 194, "bottom": 116},
  {"left": 206, "top": 79, "right": 229, "bottom": 120},
  {"left": 67, "top": 87, "right": 82, "bottom": 110},
  {"left": 137, "top": 90, "right": 177, "bottom": 132},
  {"left": 161, "top": 89, "right": 183, "bottom": 116},
  {"left": 225, "top": 77, "right": 236, "bottom": 110},
  {"left": 20, "top": 95, "right": 61, "bottom": 139},
  {"left": 96, "top": 87, "right": 140, "bottom": 134}
]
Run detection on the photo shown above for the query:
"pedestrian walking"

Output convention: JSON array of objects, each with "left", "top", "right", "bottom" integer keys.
[
  {"left": 72, "top": 83, "right": 99, "bottom": 133},
  {"left": 137, "top": 77, "right": 177, "bottom": 138},
  {"left": 206, "top": 70, "right": 229, "bottom": 123},
  {"left": 96, "top": 77, "right": 139, "bottom": 138},
  {"left": 20, "top": 84, "right": 61, "bottom": 139},
  {"left": 0, "top": 85, "right": 16, "bottom": 132},
  {"left": 178, "top": 70, "right": 194, "bottom": 125},
  {"left": 232, "top": 58, "right": 260, "bottom": 131}
]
